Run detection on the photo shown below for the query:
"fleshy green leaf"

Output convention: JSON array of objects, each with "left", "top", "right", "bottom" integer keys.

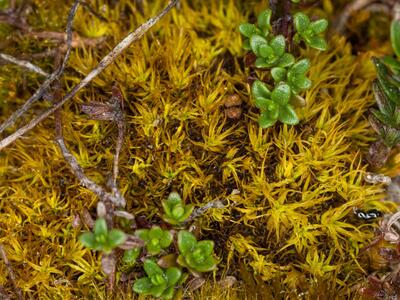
[
  {"left": 123, "top": 248, "right": 141, "bottom": 264},
  {"left": 147, "top": 243, "right": 162, "bottom": 255},
  {"left": 107, "top": 229, "right": 127, "bottom": 248},
  {"left": 258, "top": 9, "right": 272, "bottom": 33},
  {"left": 255, "top": 97, "right": 272, "bottom": 110},
  {"left": 258, "top": 44, "right": 274, "bottom": 58},
  {"left": 271, "top": 83, "right": 291, "bottom": 105},
  {"left": 133, "top": 277, "right": 153, "bottom": 294},
  {"left": 242, "top": 39, "right": 251, "bottom": 50},
  {"left": 192, "top": 256, "right": 217, "bottom": 272},
  {"left": 165, "top": 267, "right": 182, "bottom": 285},
  {"left": 391, "top": 20, "right": 400, "bottom": 58},
  {"left": 252, "top": 80, "right": 271, "bottom": 99},
  {"left": 310, "top": 19, "right": 328, "bottom": 34},
  {"left": 135, "top": 229, "right": 149, "bottom": 242},
  {"left": 382, "top": 56, "right": 400, "bottom": 74},
  {"left": 270, "top": 35, "right": 286, "bottom": 56},
  {"left": 271, "top": 67, "right": 287, "bottom": 82},
  {"left": 179, "top": 205, "right": 194, "bottom": 222},
  {"left": 277, "top": 53, "right": 295, "bottom": 67},
  {"left": 149, "top": 226, "right": 163, "bottom": 239},
  {"left": 294, "top": 76, "right": 312, "bottom": 90},
  {"left": 294, "top": 12, "right": 310, "bottom": 33},
  {"left": 94, "top": 218, "right": 108, "bottom": 237},
  {"left": 306, "top": 36, "right": 327, "bottom": 51},
  {"left": 159, "top": 231, "right": 173, "bottom": 248},
  {"left": 150, "top": 282, "right": 168, "bottom": 298},
  {"left": 290, "top": 59, "right": 310, "bottom": 75},
  {"left": 79, "top": 232, "right": 96, "bottom": 249},
  {"left": 161, "top": 286, "right": 175, "bottom": 300},
  {"left": 258, "top": 111, "right": 277, "bottom": 128},
  {"left": 144, "top": 259, "right": 164, "bottom": 277},
  {"left": 250, "top": 35, "right": 268, "bottom": 56},
  {"left": 239, "top": 23, "right": 256, "bottom": 38},
  {"left": 195, "top": 240, "right": 214, "bottom": 256},
  {"left": 278, "top": 105, "right": 299, "bottom": 125},
  {"left": 177, "top": 231, "right": 197, "bottom": 255},
  {"left": 255, "top": 57, "right": 275, "bottom": 68}
]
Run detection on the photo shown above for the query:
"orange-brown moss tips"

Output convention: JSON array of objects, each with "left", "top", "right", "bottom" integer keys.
[{"left": 0, "top": 0, "right": 396, "bottom": 299}]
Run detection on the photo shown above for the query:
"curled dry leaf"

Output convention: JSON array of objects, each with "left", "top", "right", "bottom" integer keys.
[
  {"left": 114, "top": 210, "right": 135, "bottom": 220},
  {"left": 81, "top": 208, "right": 95, "bottom": 229},
  {"left": 101, "top": 253, "right": 116, "bottom": 276},
  {"left": 218, "top": 276, "right": 237, "bottom": 288},
  {"left": 118, "top": 234, "right": 144, "bottom": 250},
  {"left": 157, "top": 253, "right": 178, "bottom": 269},
  {"left": 185, "top": 277, "right": 206, "bottom": 293},
  {"left": 364, "top": 172, "right": 392, "bottom": 185}
]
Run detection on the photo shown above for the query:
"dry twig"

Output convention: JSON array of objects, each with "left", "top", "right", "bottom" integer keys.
[
  {"left": 0, "top": 53, "right": 49, "bottom": 76},
  {"left": 0, "top": 0, "right": 80, "bottom": 134},
  {"left": 0, "top": 0, "right": 178, "bottom": 149}
]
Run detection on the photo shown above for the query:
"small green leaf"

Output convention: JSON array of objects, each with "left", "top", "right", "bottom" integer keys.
[
  {"left": 79, "top": 232, "right": 96, "bottom": 249},
  {"left": 270, "top": 35, "right": 286, "bottom": 56},
  {"left": 94, "top": 218, "right": 108, "bottom": 237},
  {"left": 178, "top": 231, "right": 197, "bottom": 255},
  {"left": 271, "top": 67, "right": 287, "bottom": 82},
  {"left": 306, "top": 36, "right": 327, "bottom": 51},
  {"left": 239, "top": 23, "right": 256, "bottom": 38},
  {"left": 135, "top": 229, "right": 149, "bottom": 242},
  {"left": 258, "top": 9, "right": 272, "bottom": 33},
  {"left": 250, "top": 35, "right": 268, "bottom": 56},
  {"left": 159, "top": 231, "right": 173, "bottom": 248},
  {"left": 271, "top": 83, "right": 291, "bottom": 105},
  {"left": 133, "top": 277, "right": 153, "bottom": 294},
  {"left": 192, "top": 256, "right": 217, "bottom": 272},
  {"left": 149, "top": 227, "right": 163, "bottom": 239},
  {"left": 252, "top": 80, "right": 271, "bottom": 99},
  {"left": 391, "top": 20, "right": 400, "bottom": 57},
  {"left": 258, "top": 44, "right": 274, "bottom": 58},
  {"left": 294, "top": 76, "right": 312, "bottom": 90},
  {"left": 255, "top": 57, "right": 274, "bottom": 68},
  {"left": 294, "top": 12, "right": 310, "bottom": 33},
  {"left": 144, "top": 259, "right": 164, "bottom": 277},
  {"left": 147, "top": 243, "right": 162, "bottom": 255},
  {"left": 278, "top": 105, "right": 299, "bottom": 125},
  {"left": 161, "top": 286, "right": 175, "bottom": 300},
  {"left": 107, "top": 229, "right": 126, "bottom": 248},
  {"left": 123, "top": 248, "right": 141, "bottom": 264},
  {"left": 258, "top": 111, "right": 277, "bottom": 128},
  {"left": 255, "top": 97, "right": 271, "bottom": 110},
  {"left": 310, "top": 19, "right": 328, "bottom": 34},
  {"left": 196, "top": 240, "right": 214, "bottom": 256},
  {"left": 382, "top": 56, "right": 400, "bottom": 74},
  {"left": 290, "top": 58, "right": 310, "bottom": 75},
  {"left": 165, "top": 267, "right": 182, "bottom": 285},
  {"left": 277, "top": 53, "right": 295, "bottom": 67},
  {"left": 150, "top": 282, "right": 168, "bottom": 298},
  {"left": 242, "top": 39, "right": 251, "bottom": 50}
]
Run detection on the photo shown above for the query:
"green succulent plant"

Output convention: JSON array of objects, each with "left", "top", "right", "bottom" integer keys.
[
  {"left": 271, "top": 58, "right": 312, "bottom": 94},
  {"left": 133, "top": 259, "right": 183, "bottom": 300},
  {"left": 135, "top": 226, "right": 173, "bottom": 255},
  {"left": 79, "top": 218, "right": 126, "bottom": 254},
  {"left": 162, "top": 192, "right": 194, "bottom": 225},
  {"left": 122, "top": 248, "right": 141, "bottom": 265},
  {"left": 239, "top": 9, "right": 272, "bottom": 50},
  {"left": 252, "top": 80, "right": 299, "bottom": 128},
  {"left": 177, "top": 231, "right": 217, "bottom": 273},
  {"left": 293, "top": 12, "right": 328, "bottom": 51}
]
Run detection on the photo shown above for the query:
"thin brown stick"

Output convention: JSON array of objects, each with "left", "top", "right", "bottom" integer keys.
[
  {"left": 0, "top": 245, "right": 22, "bottom": 300},
  {"left": 0, "top": 53, "right": 49, "bottom": 76},
  {"left": 0, "top": 0, "right": 178, "bottom": 150},
  {"left": 335, "top": 0, "right": 376, "bottom": 34},
  {"left": 53, "top": 84, "right": 125, "bottom": 207},
  {"left": 0, "top": 0, "right": 80, "bottom": 134}
]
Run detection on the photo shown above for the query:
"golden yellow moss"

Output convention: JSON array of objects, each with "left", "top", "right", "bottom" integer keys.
[{"left": 0, "top": 0, "right": 397, "bottom": 298}]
